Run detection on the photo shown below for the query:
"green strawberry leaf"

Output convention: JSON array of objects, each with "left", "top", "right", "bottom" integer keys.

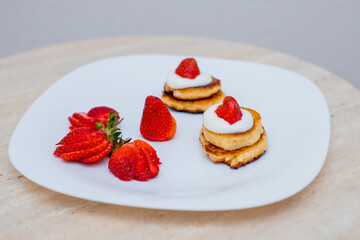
[{"left": 97, "top": 111, "right": 131, "bottom": 156}]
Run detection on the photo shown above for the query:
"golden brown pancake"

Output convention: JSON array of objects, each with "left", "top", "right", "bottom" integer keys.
[
  {"left": 161, "top": 90, "right": 226, "bottom": 113},
  {"left": 199, "top": 129, "right": 267, "bottom": 169},
  {"left": 202, "top": 107, "right": 264, "bottom": 150},
  {"left": 164, "top": 77, "right": 221, "bottom": 100}
]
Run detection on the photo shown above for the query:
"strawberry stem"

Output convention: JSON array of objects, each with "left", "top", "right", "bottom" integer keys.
[{"left": 96, "top": 111, "right": 131, "bottom": 155}]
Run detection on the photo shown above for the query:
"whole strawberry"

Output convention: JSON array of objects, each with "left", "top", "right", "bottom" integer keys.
[
  {"left": 215, "top": 96, "right": 243, "bottom": 124},
  {"left": 140, "top": 96, "right": 176, "bottom": 141},
  {"left": 175, "top": 58, "right": 200, "bottom": 79},
  {"left": 54, "top": 111, "right": 131, "bottom": 163}
]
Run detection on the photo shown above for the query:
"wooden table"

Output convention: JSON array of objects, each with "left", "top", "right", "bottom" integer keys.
[{"left": 1, "top": 37, "right": 359, "bottom": 239}]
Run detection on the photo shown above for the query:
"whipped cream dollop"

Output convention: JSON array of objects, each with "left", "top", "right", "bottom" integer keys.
[
  {"left": 203, "top": 104, "right": 254, "bottom": 134},
  {"left": 166, "top": 70, "right": 212, "bottom": 89}
]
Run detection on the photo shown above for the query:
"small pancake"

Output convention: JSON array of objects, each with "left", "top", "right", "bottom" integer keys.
[
  {"left": 161, "top": 90, "right": 226, "bottom": 113},
  {"left": 164, "top": 77, "right": 221, "bottom": 100},
  {"left": 202, "top": 107, "right": 264, "bottom": 150},
  {"left": 199, "top": 129, "right": 267, "bottom": 169}
]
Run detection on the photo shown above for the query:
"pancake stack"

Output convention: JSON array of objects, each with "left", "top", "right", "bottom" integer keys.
[
  {"left": 161, "top": 58, "right": 225, "bottom": 113},
  {"left": 199, "top": 101, "right": 267, "bottom": 168}
]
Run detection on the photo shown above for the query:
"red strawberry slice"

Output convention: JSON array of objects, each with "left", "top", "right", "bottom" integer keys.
[
  {"left": 134, "top": 140, "right": 160, "bottom": 177},
  {"left": 60, "top": 140, "right": 109, "bottom": 161},
  {"left": 72, "top": 112, "right": 106, "bottom": 126},
  {"left": 69, "top": 116, "right": 96, "bottom": 129},
  {"left": 215, "top": 96, "right": 243, "bottom": 125},
  {"left": 81, "top": 142, "right": 113, "bottom": 163},
  {"left": 87, "top": 106, "right": 119, "bottom": 120},
  {"left": 134, "top": 140, "right": 160, "bottom": 164},
  {"left": 57, "top": 127, "right": 97, "bottom": 145},
  {"left": 58, "top": 131, "right": 105, "bottom": 146},
  {"left": 108, "top": 143, "right": 137, "bottom": 181},
  {"left": 133, "top": 146, "right": 152, "bottom": 181},
  {"left": 175, "top": 58, "right": 200, "bottom": 79},
  {"left": 54, "top": 137, "right": 105, "bottom": 156},
  {"left": 140, "top": 96, "right": 176, "bottom": 141}
]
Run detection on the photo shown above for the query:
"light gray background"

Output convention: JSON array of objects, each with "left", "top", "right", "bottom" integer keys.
[{"left": 1, "top": 0, "right": 359, "bottom": 89}]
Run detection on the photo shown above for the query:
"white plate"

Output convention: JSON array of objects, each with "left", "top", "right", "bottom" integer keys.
[{"left": 9, "top": 55, "right": 330, "bottom": 211}]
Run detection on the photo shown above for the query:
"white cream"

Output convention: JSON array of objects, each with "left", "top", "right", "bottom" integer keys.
[
  {"left": 166, "top": 70, "right": 212, "bottom": 89},
  {"left": 203, "top": 104, "right": 253, "bottom": 134}
]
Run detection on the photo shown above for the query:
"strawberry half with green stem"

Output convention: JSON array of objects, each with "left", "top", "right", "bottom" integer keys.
[
  {"left": 215, "top": 96, "right": 243, "bottom": 124},
  {"left": 55, "top": 111, "right": 131, "bottom": 163},
  {"left": 175, "top": 58, "right": 201, "bottom": 79}
]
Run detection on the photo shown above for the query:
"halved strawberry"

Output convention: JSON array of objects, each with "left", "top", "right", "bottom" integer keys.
[
  {"left": 60, "top": 139, "right": 109, "bottom": 161},
  {"left": 81, "top": 142, "right": 113, "bottom": 163},
  {"left": 175, "top": 58, "right": 200, "bottom": 79},
  {"left": 140, "top": 96, "right": 176, "bottom": 141},
  {"left": 215, "top": 96, "right": 243, "bottom": 125},
  {"left": 108, "top": 143, "right": 137, "bottom": 181}
]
